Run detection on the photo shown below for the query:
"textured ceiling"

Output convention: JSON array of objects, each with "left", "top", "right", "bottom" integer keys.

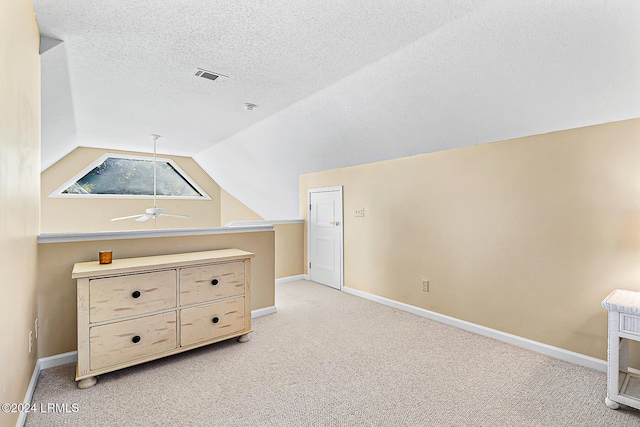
[{"left": 35, "top": 1, "right": 640, "bottom": 219}]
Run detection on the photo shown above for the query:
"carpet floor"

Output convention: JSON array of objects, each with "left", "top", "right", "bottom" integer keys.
[{"left": 26, "top": 280, "right": 640, "bottom": 426}]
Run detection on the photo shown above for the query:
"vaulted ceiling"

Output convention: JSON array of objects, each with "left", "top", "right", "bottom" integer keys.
[{"left": 35, "top": 1, "right": 640, "bottom": 219}]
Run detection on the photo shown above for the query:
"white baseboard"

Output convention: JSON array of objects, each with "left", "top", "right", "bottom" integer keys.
[
  {"left": 275, "top": 275, "right": 306, "bottom": 284},
  {"left": 18, "top": 351, "right": 79, "bottom": 427},
  {"left": 342, "top": 286, "right": 607, "bottom": 373},
  {"left": 251, "top": 306, "right": 277, "bottom": 318},
  {"left": 37, "top": 351, "right": 78, "bottom": 370}
]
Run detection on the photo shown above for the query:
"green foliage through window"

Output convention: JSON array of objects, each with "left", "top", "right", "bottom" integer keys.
[{"left": 62, "top": 157, "right": 203, "bottom": 197}]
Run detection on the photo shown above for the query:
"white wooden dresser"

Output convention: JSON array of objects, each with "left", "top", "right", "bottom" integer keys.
[
  {"left": 72, "top": 249, "right": 254, "bottom": 389},
  {"left": 601, "top": 289, "right": 640, "bottom": 410}
]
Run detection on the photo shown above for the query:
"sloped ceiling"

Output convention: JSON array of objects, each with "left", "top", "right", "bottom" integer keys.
[{"left": 35, "top": 1, "right": 640, "bottom": 219}]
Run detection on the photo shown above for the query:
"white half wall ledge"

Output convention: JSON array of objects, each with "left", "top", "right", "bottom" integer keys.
[
  {"left": 341, "top": 286, "right": 607, "bottom": 373},
  {"left": 225, "top": 219, "right": 304, "bottom": 227},
  {"left": 37, "top": 225, "right": 274, "bottom": 244}
]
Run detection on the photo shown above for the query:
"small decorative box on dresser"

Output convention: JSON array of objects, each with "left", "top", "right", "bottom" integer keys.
[
  {"left": 72, "top": 249, "right": 254, "bottom": 389},
  {"left": 601, "top": 289, "right": 640, "bottom": 410}
]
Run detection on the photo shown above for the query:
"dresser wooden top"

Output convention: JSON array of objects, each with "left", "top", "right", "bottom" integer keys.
[{"left": 72, "top": 249, "right": 254, "bottom": 279}]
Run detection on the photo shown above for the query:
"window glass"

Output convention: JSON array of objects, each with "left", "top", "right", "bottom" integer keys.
[{"left": 61, "top": 157, "right": 203, "bottom": 197}]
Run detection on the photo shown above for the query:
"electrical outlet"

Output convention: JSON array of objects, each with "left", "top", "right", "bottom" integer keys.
[
  {"left": 29, "top": 331, "right": 33, "bottom": 353},
  {"left": 355, "top": 208, "right": 365, "bottom": 217},
  {"left": 422, "top": 279, "right": 429, "bottom": 292}
]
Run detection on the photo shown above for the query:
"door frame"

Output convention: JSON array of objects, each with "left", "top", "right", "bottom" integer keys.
[{"left": 307, "top": 186, "right": 344, "bottom": 290}]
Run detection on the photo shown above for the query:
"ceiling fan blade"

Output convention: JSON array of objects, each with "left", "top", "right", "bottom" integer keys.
[
  {"left": 111, "top": 214, "right": 144, "bottom": 221},
  {"left": 159, "top": 213, "right": 190, "bottom": 219},
  {"left": 135, "top": 214, "right": 154, "bottom": 222}
]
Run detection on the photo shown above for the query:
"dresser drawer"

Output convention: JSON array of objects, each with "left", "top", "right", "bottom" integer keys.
[
  {"left": 90, "top": 311, "right": 177, "bottom": 371},
  {"left": 180, "top": 297, "right": 245, "bottom": 347},
  {"left": 89, "top": 270, "right": 177, "bottom": 323},
  {"left": 179, "top": 261, "right": 244, "bottom": 306},
  {"left": 620, "top": 313, "right": 640, "bottom": 337}
]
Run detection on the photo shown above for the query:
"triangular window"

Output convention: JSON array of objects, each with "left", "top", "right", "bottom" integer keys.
[{"left": 50, "top": 154, "right": 210, "bottom": 199}]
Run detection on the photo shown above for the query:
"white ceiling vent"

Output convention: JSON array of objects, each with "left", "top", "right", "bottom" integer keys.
[{"left": 195, "top": 68, "right": 227, "bottom": 82}]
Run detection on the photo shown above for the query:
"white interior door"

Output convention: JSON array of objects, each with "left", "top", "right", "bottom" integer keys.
[{"left": 308, "top": 187, "right": 343, "bottom": 289}]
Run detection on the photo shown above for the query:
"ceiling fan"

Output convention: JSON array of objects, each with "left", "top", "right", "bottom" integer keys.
[{"left": 111, "top": 134, "right": 190, "bottom": 222}]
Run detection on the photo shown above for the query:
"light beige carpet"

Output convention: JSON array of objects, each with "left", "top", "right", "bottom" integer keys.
[{"left": 26, "top": 280, "right": 640, "bottom": 426}]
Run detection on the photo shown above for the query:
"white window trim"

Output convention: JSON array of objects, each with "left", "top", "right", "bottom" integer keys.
[{"left": 48, "top": 153, "right": 212, "bottom": 200}]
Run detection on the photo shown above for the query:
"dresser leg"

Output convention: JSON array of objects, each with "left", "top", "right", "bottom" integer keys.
[
  {"left": 237, "top": 334, "right": 250, "bottom": 343},
  {"left": 605, "top": 397, "right": 620, "bottom": 409},
  {"left": 77, "top": 376, "right": 97, "bottom": 389}
]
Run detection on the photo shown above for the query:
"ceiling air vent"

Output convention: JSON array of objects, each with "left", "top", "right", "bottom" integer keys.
[{"left": 194, "top": 68, "right": 227, "bottom": 82}]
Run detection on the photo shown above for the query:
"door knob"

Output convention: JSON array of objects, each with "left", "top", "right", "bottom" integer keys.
[{"left": 330, "top": 221, "right": 340, "bottom": 226}]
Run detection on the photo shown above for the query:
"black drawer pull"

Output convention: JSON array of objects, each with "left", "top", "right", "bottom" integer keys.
[
  {"left": 132, "top": 290, "right": 141, "bottom": 298},
  {"left": 132, "top": 335, "right": 141, "bottom": 343},
  {"left": 211, "top": 279, "right": 219, "bottom": 286},
  {"left": 212, "top": 317, "right": 219, "bottom": 324}
]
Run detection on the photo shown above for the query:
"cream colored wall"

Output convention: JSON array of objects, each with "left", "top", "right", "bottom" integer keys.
[
  {"left": 220, "top": 189, "right": 263, "bottom": 225},
  {"left": 273, "top": 223, "right": 304, "bottom": 279},
  {"left": 219, "top": 191, "right": 304, "bottom": 279},
  {"left": 0, "top": 1, "right": 40, "bottom": 426},
  {"left": 300, "top": 118, "right": 640, "bottom": 361},
  {"left": 37, "top": 231, "right": 275, "bottom": 358},
  {"left": 41, "top": 147, "right": 222, "bottom": 233}
]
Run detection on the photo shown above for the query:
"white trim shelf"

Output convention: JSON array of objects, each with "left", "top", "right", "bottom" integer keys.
[
  {"left": 224, "top": 219, "right": 304, "bottom": 227},
  {"left": 38, "top": 225, "right": 274, "bottom": 244}
]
